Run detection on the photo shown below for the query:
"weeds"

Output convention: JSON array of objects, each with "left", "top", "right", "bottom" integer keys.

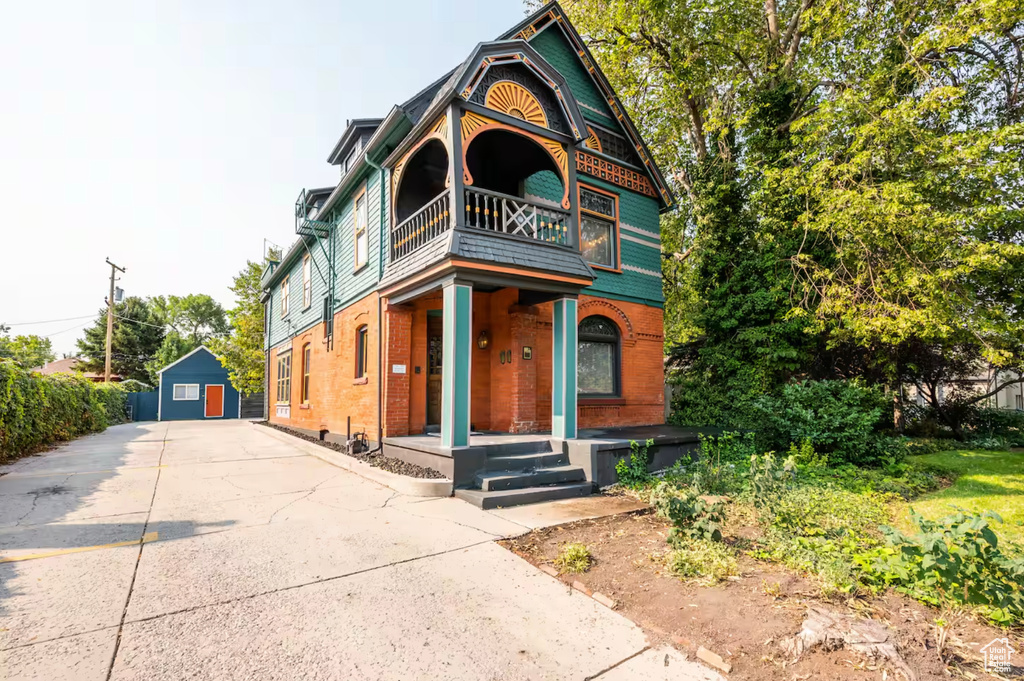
[
  {"left": 615, "top": 439, "right": 654, "bottom": 487},
  {"left": 554, "top": 542, "right": 592, "bottom": 574},
  {"left": 666, "top": 539, "right": 738, "bottom": 585}
]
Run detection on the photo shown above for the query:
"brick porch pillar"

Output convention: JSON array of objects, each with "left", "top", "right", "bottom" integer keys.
[
  {"left": 508, "top": 304, "right": 538, "bottom": 433},
  {"left": 383, "top": 301, "right": 413, "bottom": 437}
]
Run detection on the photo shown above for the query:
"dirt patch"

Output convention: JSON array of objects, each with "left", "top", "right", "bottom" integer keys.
[
  {"left": 501, "top": 510, "right": 1020, "bottom": 680},
  {"left": 256, "top": 421, "right": 447, "bottom": 479}
]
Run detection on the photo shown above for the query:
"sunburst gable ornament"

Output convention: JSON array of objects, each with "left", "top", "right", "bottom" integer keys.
[{"left": 484, "top": 81, "right": 548, "bottom": 128}]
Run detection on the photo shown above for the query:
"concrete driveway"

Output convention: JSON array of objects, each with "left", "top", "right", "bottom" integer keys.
[{"left": 0, "top": 420, "right": 718, "bottom": 680}]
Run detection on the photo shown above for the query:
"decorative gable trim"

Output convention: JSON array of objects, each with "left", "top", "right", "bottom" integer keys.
[{"left": 502, "top": 2, "right": 674, "bottom": 209}]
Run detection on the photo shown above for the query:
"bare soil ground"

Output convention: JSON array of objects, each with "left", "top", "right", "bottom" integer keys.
[{"left": 500, "top": 508, "right": 1022, "bottom": 680}]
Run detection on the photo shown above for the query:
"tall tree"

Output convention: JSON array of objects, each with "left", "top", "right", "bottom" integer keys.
[
  {"left": 0, "top": 332, "right": 56, "bottom": 369},
  {"left": 210, "top": 261, "right": 267, "bottom": 396},
  {"left": 76, "top": 297, "right": 165, "bottom": 383},
  {"left": 145, "top": 294, "right": 228, "bottom": 382}
]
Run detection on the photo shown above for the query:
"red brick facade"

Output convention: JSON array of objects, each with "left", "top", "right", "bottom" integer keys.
[
  {"left": 269, "top": 289, "right": 664, "bottom": 439},
  {"left": 268, "top": 292, "right": 380, "bottom": 440}
]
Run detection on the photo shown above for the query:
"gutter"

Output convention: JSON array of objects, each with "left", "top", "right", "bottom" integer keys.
[{"left": 364, "top": 151, "right": 387, "bottom": 455}]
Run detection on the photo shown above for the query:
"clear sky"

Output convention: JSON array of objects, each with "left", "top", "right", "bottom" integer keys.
[{"left": 0, "top": 0, "right": 528, "bottom": 356}]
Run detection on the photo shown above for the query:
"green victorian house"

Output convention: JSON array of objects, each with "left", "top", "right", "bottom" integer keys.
[{"left": 262, "top": 2, "right": 684, "bottom": 507}]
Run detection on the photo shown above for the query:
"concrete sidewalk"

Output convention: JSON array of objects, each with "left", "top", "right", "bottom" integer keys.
[{"left": 0, "top": 420, "right": 719, "bottom": 680}]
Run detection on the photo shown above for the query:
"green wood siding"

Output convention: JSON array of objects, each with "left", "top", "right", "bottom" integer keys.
[{"left": 529, "top": 26, "right": 619, "bottom": 130}]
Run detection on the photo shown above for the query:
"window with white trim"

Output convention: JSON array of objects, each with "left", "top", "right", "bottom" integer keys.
[
  {"left": 354, "top": 191, "right": 368, "bottom": 270},
  {"left": 281, "top": 276, "right": 290, "bottom": 317},
  {"left": 173, "top": 384, "right": 200, "bottom": 401},
  {"left": 302, "top": 254, "right": 312, "bottom": 309},
  {"left": 276, "top": 353, "right": 292, "bottom": 404},
  {"left": 579, "top": 186, "right": 619, "bottom": 269}
]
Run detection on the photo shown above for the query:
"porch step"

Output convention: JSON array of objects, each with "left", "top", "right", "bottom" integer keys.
[
  {"left": 485, "top": 452, "right": 568, "bottom": 472},
  {"left": 475, "top": 465, "right": 586, "bottom": 492},
  {"left": 454, "top": 482, "right": 594, "bottom": 510},
  {"left": 477, "top": 439, "right": 554, "bottom": 457}
]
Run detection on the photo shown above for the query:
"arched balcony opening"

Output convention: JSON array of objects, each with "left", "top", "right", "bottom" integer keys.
[
  {"left": 394, "top": 139, "right": 449, "bottom": 223},
  {"left": 462, "top": 129, "right": 571, "bottom": 247}
]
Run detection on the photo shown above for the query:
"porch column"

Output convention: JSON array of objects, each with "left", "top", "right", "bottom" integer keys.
[
  {"left": 552, "top": 297, "right": 578, "bottom": 440},
  {"left": 441, "top": 281, "right": 473, "bottom": 447}
]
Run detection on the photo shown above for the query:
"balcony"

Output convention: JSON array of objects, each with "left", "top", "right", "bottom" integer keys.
[{"left": 390, "top": 188, "right": 571, "bottom": 262}]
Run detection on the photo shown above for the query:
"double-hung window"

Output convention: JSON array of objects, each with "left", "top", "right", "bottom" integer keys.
[
  {"left": 281, "top": 276, "right": 290, "bottom": 317},
  {"left": 577, "top": 316, "right": 620, "bottom": 397},
  {"left": 301, "top": 344, "right": 311, "bottom": 404},
  {"left": 276, "top": 353, "right": 292, "bottom": 404},
  {"left": 579, "top": 186, "right": 619, "bottom": 270},
  {"left": 355, "top": 325, "right": 368, "bottom": 379},
  {"left": 354, "top": 189, "right": 368, "bottom": 270},
  {"left": 172, "top": 384, "right": 200, "bottom": 401},
  {"left": 302, "top": 254, "right": 312, "bottom": 309}
]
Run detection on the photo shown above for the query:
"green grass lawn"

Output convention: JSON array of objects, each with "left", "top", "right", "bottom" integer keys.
[{"left": 906, "top": 448, "right": 1024, "bottom": 547}]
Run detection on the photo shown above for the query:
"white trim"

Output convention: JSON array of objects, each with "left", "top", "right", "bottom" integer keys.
[
  {"left": 158, "top": 382, "right": 163, "bottom": 421},
  {"left": 157, "top": 345, "right": 216, "bottom": 374},
  {"left": 204, "top": 384, "right": 225, "bottom": 418},
  {"left": 523, "top": 193, "right": 562, "bottom": 209},
  {"left": 622, "top": 263, "right": 661, "bottom": 278},
  {"left": 238, "top": 390, "right": 242, "bottom": 419},
  {"left": 173, "top": 384, "right": 200, "bottom": 401},
  {"left": 620, "top": 222, "right": 660, "bottom": 240},
  {"left": 622, "top": 233, "right": 660, "bottom": 249}
]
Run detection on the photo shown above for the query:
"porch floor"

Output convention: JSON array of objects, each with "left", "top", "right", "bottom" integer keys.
[{"left": 383, "top": 424, "right": 705, "bottom": 454}]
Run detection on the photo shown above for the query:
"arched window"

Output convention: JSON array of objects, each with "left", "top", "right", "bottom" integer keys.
[
  {"left": 301, "top": 343, "right": 311, "bottom": 404},
  {"left": 578, "top": 316, "right": 620, "bottom": 397},
  {"left": 355, "top": 325, "right": 369, "bottom": 379}
]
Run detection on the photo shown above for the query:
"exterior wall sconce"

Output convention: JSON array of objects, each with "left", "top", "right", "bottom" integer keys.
[{"left": 477, "top": 331, "right": 490, "bottom": 350}]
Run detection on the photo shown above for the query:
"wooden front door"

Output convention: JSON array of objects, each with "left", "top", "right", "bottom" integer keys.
[
  {"left": 205, "top": 384, "right": 224, "bottom": 418},
  {"left": 426, "top": 314, "right": 443, "bottom": 426}
]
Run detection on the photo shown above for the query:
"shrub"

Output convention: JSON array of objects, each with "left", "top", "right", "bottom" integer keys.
[
  {"left": 968, "top": 408, "right": 1024, "bottom": 446},
  {"left": 667, "top": 538, "right": 739, "bottom": 585},
  {"left": 554, "top": 542, "right": 592, "bottom": 574},
  {"left": 615, "top": 438, "right": 654, "bottom": 488},
  {"left": 691, "top": 431, "right": 754, "bottom": 495},
  {"left": 750, "top": 380, "right": 891, "bottom": 466},
  {"left": 854, "top": 509, "right": 1024, "bottom": 626},
  {"left": 748, "top": 451, "right": 796, "bottom": 509},
  {"left": 0, "top": 360, "right": 127, "bottom": 463},
  {"left": 650, "top": 481, "right": 726, "bottom": 542}
]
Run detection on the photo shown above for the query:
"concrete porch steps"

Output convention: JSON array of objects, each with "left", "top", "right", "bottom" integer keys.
[
  {"left": 475, "top": 465, "right": 586, "bottom": 491},
  {"left": 454, "top": 482, "right": 593, "bottom": 510},
  {"left": 485, "top": 451, "right": 569, "bottom": 472}
]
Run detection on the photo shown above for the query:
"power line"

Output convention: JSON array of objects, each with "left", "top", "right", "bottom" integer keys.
[
  {"left": 42, "top": 321, "right": 92, "bottom": 338},
  {"left": 4, "top": 314, "right": 96, "bottom": 326},
  {"left": 113, "top": 314, "right": 166, "bottom": 329}
]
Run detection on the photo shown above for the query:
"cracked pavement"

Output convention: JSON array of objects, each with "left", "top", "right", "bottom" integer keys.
[{"left": 0, "top": 420, "right": 717, "bottom": 680}]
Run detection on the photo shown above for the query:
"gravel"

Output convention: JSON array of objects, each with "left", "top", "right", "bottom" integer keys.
[{"left": 256, "top": 421, "right": 447, "bottom": 479}]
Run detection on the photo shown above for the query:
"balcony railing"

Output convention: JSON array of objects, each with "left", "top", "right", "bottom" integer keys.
[
  {"left": 391, "top": 191, "right": 451, "bottom": 262},
  {"left": 464, "top": 187, "right": 570, "bottom": 247}
]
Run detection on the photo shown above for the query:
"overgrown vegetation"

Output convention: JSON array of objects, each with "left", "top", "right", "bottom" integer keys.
[
  {"left": 614, "top": 438, "right": 654, "bottom": 487},
  {"left": 618, "top": 432, "right": 1024, "bottom": 627},
  {"left": 0, "top": 360, "right": 127, "bottom": 463},
  {"left": 554, "top": 542, "right": 593, "bottom": 574}
]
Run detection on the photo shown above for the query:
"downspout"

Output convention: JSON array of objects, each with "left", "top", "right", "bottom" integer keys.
[{"left": 364, "top": 152, "right": 386, "bottom": 453}]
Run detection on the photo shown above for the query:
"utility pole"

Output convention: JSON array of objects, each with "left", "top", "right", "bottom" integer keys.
[{"left": 104, "top": 258, "right": 125, "bottom": 383}]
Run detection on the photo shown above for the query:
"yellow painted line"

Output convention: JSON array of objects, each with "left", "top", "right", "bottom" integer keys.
[
  {"left": 0, "top": 531, "right": 158, "bottom": 563},
  {"left": 2, "top": 465, "right": 167, "bottom": 480}
]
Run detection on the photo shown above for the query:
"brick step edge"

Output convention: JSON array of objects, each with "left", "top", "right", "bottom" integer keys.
[{"left": 535, "top": 564, "right": 617, "bottom": 610}]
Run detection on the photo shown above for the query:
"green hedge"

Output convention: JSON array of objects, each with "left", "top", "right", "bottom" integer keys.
[{"left": 0, "top": 360, "right": 128, "bottom": 464}]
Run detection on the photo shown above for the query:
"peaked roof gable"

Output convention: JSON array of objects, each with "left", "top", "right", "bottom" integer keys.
[
  {"left": 500, "top": 2, "right": 674, "bottom": 208},
  {"left": 157, "top": 345, "right": 219, "bottom": 375}
]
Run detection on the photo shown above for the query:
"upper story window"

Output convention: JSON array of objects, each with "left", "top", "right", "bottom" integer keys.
[
  {"left": 281, "top": 276, "right": 290, "bottom": 317},
  {"left": 577, "top": 315, "right": 620, "bottom": 397},
  {"left": 354, "top": 189, "right": 368, "bottom": 270},
  {"left": 579, "top": 186, "right": 619, "bottom": 270},
  {"left": 355, "top": 325, "right": 369, "bottom": 379},
  {"left": 301, "top": 343, "right": 311, "bottom": 404},
  {"left": 276, "top": 353, "right": 292, "bottom": 404},
  {"left": 302, "top": 254, "right": 312, "bottom": 309}
]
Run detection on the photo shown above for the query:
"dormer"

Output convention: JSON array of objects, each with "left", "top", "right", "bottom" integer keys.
[{"left": 327, "top": 118, "right": 384, "bottom": 177}]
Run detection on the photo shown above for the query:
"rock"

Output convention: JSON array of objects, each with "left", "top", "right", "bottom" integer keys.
[
  {"left": 781, "top": 607, "right": 915, "bottom": 681},
  {"left": 696, "top": 646, "right": 732, "bottom": 673}
]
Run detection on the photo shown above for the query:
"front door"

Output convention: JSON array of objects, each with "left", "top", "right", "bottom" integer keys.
[
  {"left": 426, "top": 313, "right": 443, "bottom": 427},
  {"left": 205, "top": 384, "right": 224, "bottom": 418}
]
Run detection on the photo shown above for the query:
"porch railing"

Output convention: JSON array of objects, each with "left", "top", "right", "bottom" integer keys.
[
  {"left": 464, "top": 187, "right": 571, "bottom": 247},
  {"left": 391, "top": 191, "right": 451, "bottom": 262}
]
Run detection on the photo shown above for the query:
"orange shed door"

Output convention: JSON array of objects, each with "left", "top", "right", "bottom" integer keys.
[{"left": 205, "top": 385, "right": 224, "bottom": 418}]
